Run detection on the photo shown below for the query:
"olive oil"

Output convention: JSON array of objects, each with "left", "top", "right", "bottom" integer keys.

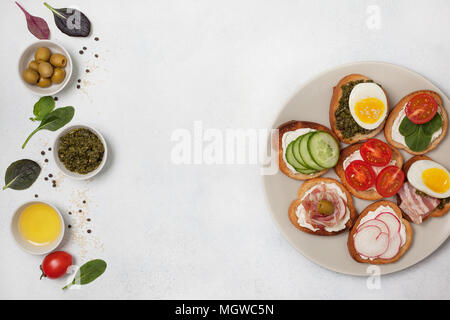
[{"left": 18, "top": 203, "right": 61, "bottom": 246}]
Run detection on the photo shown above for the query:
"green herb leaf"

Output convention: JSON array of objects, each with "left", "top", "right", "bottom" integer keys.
[
  {"left": 3, "top": 159, "right": 41, "bottom": 190},
  {"left": 22, "top": 106, "right": 74, "bottom": 149},
  {"left": 63, "top": 259, "right": 107, "bottom": 290},
  {"left": 30, "top": 96, "right": 55, "bottom": 121},
  {"left": 405, "top": 126, "right": 432, "bottom": 152},
  {"left": 399, "top": 116, "right": 418, "bottom": 136},
  {"left": 422, "top": 113, "right": 442, "bottom": 136}
]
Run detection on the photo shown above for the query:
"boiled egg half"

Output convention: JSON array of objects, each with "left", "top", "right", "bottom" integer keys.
[
  {"left": 408, "top": 160, "right": 450, "bottom": 198},
  {"left": 348, "top": 83, "right": 388, "bottom": 130}
]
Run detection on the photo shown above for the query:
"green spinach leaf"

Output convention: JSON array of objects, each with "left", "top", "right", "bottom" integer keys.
[
  {"left": 405, "top": 126, "right": 432, "bottom": 152},
  {"left": 63, "top": 259, "right": 107, "bottom": 290},
  {"left": 22, "top": 106, "right": 74, "bottom": 149},
  {"left": 3, "top": 159, "right": 41, "bottom": 190},
  {"left": 399, "top": 116, "right": 418, "bottom": 136},
  {"left": 30, "top": 96, "right": 55, "bottom": 122},
  {"left": 422, "top": 113, "right": 442, "bottom": 136}
]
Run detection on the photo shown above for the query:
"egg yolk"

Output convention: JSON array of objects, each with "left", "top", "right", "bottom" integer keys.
[
  {"left": 354, "top": 98, "right": 385, "bottom": 124},
  {"left": 422, "top": 168, "right": 450, "bottom": 194}
]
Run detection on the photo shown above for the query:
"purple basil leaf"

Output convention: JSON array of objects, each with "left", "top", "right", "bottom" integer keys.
[{"left": 16, "top": 1, "right": 50, "bottom": 40}]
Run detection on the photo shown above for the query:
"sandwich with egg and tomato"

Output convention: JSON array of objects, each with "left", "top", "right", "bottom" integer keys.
[
  {"left": 396, "top": 155, "right": 450, "bottom": 224},
  {"left": 384, "top": 90, "right": 447, "bottom": 155},
  {"left": 330, "top": 74, "right": 389, "bottom": 144},
  {"left": 275, "top": 121, "right": 340, "bottom": 180},
  {"left": 289, "top": 177, "right": 357, "bottom": 235},
  {"left": 334, "top": 138, "right": 404, "bottom": 200}
]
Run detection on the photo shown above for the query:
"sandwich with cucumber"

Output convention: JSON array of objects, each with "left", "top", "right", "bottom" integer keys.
[{"left": 275, "top": 121, "right": 340, "bottom": 180}]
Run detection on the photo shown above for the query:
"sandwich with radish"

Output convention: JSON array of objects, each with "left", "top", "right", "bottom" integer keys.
[{"left": 348, "top": 200, "right": 412, "bottom": 264}]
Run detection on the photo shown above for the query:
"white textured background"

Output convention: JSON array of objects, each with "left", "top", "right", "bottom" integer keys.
[{"left": 0, "top": 0, "right": 449, "bottom": 299}]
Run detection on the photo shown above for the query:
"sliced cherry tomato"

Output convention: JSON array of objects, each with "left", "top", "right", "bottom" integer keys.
[
  {"left": 40, "top": 251, "right": 73, "bottom": 279},
  {"left": 405, "top": 93, "right": 438, "bottom": 124},
  {"left": 375, "top": 166, "right": 405, "bottom": 198},
  {"left": 345, "top": 160, "right": 376, "bottom": 191},
  {"left": 360, "top": 139, "right": 392, "bottom": 167}
]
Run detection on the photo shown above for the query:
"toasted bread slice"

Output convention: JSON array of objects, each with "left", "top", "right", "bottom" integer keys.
[
  {"left": 275, "top": 120, "right": 340, "bottom": 180},
  {"left": 347, "top": 200, "right": 413, "bottom": 264},
  {"left": 398, "top": 155, "right": 450, "bottom": 219},
  {"left": 329, "top": 74, "right": 388, "bottom": 144},
  {"left": 334, "top": 142, "right": 403, "bottom": 200},
  {"left": 288, "top": 177, "right": 357, "bottom": 236},
  {"left": 384, "top": 90, "right": 447, "bottom": 155}
]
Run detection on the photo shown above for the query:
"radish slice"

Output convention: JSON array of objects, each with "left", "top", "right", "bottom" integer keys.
[
  {"left": 375, "top": 212, "right": 401, "bottom": 235},
  {"left": 354, "top": 225, "right": 389, "bottom": 258},
  {"left": 378, "top": 233, "right": 401, "bottom": 259},
  {"left": 357, "top": 219, "right": 389, "bottom": 235}
]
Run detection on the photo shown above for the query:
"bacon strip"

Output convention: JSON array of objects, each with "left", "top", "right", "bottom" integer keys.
[
  {"left": 301, "top": 184, "right": 348, "bottom": 229},
  {"left": 398, "top": 182, "right": 440, "bottom": 224}
]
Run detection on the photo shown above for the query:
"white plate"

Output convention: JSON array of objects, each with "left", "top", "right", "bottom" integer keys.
[{"left": 263, "top": 61, "right": 450, "bottom": 276}]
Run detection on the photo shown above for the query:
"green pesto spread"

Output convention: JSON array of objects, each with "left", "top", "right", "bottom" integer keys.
[
  {"left": 438, "top": 197, "right": 450, "bottom": 209},
  {"left": 416, "top": 189, "right": 450, "bottom": 209},
  {"left": 58, "top": 128, "right": 105, "bottom": 174},
  {"left": 334, "top": 79, "right": 375, "bottom": 139}
]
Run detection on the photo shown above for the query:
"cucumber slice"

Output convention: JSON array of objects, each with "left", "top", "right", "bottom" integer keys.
[
  {"left": 292, "top": 136, "right": 311, "bottom": 169},
  {"left": 285, "top": 141, "right": 308, "bottom": 171},
  {"left": 296, "top": 167, "right": 318, "bottom": 175},
  {"left": 308, "top": 131, "right": 340, "bottom": 169},
  {"left": 300, "top": 132, "right": 325, "bottom": 171}
]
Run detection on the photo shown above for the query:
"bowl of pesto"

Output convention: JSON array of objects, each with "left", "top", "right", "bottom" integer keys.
[{"left": 53, "top": 124, "right": 108, "bottom": 180}]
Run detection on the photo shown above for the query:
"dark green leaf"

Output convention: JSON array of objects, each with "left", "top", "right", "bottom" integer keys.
[
  {"left": 39, "top": 106, "right": 75, "bottom": 131},
  {"left": 22, "top": 106, "right": 74, "bottom": 149},
  {"left": 422, "top": 113, "right": 442, "bottom": 136},
  {"left": 44, "top": 3, "right": 91, "bottom": 37},
  {"left": 405, "top": 126, "right": 432, "bottom": 152},
  {"left": 31, "top": 96, "right": 55, "bottom": 121},
  {"left": 63, "top": 259, "right": 107, "bottom": 290},
  {"left": 3, "top": 159, "right": 41, "bottom": 190},
  {"left": 399, "top": 116, "right": 418, "bottom": 137}
]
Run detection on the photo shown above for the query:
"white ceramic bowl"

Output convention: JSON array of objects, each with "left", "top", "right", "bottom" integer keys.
[
  {"left": 18, "top": 40, "right": 73, "bottom": 96},
  {"left": 11, "top": 201, "right": 65, "bottom": 255},
  {"left": 53, "top": 124, "right": 108, "bottom": 180}
]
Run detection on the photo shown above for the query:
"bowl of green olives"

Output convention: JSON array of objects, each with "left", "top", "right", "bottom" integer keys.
[{"left": 18, "top": 40, "right": 72, "bottom": 96}]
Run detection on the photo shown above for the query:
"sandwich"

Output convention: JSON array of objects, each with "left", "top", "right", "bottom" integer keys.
[
  {"left": 334, "top": 139, "right": 404, "bottom": 200},
  {"left": 384, "top": 90, "right": 447, "bottom": 155},
  {"left": 397, "top": 155, "right": 450, "bottom": 224},
  {"left": 348, "top": 200, "right": 412, "bottom": 264},
  {"left": 330, "top": 74, "right": 389, "bottom": 144},
  {"left": 275, "top": 121, "right": 340, "bottom": 180},
  {"left": 288, "top": 177, "right": 357, "bottom": 236}
]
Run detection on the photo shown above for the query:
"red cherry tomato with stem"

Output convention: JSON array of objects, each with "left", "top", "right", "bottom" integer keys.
[{"left": 40, "top": 251, "right": 73, "bottom": 279}]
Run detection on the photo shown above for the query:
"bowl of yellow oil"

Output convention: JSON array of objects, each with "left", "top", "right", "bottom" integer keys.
[{"left": 11, "top": 201, "right": 65, "bottom": 255}]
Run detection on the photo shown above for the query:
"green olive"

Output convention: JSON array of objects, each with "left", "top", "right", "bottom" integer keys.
[
  {"left": 50, "top": 54, "right": 67, "bottom": 68},
  {"left": 28, "top": 60, "right": 39, "bottom": 72},
  {"left": 51, "top": 68, "right": 66, "bottom": 84},
  {"left": 317, "top": 200, "right": 335, "bottom": 216},
  {"left": 34, "top": 47, "right": 51, "bottom": 62},
  {"left": 36, "top": 77, "right": 52, "bottom": 88},
  {"left": 22, "top": 68, "right": 39, "bottom": 84},
  {"left": 38, "top": 62, "right": 54, "bottom": 78}
]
